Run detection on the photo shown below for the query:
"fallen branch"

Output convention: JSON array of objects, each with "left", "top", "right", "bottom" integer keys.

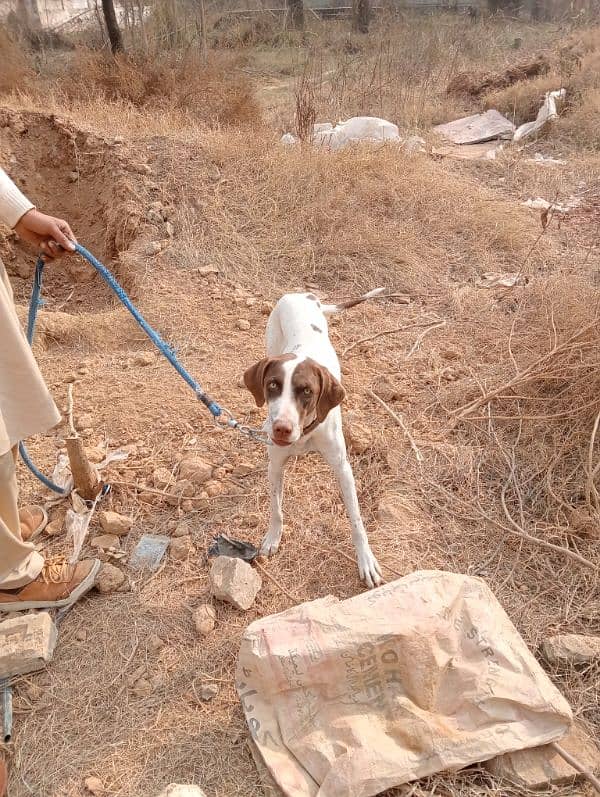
[
  {"left": 254, "top": 561, "right": 300, "bottom": 602},
  {"left": 342, "top": 319, "right": 439, "bottom": 358},
  {"left": 454, "top": 318, "right": 600, "bottom": 419},
  {"left": 405, "top": 320, "right": 446, "bottom": 359},
  {"left": 550, "top": 742, "right": 600, "bottom": 794},
  {"left": 367, "top": 389, "right": 423, "bottom": 462},
  {"left": 500, "top": 464, "right": 596, "bottom": 571}
]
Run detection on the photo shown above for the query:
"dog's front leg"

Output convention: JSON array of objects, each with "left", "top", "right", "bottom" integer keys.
[
  {"left": 323, "top": 444, "right": 383, "bottom": 588},
  {"left": 261, "top": 447, "right": 289, "bottom": 556}
]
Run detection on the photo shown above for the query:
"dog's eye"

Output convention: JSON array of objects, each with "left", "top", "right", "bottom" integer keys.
[
  {"left": 267, "top": 380, "right": 279, "bottom": 391},
  {"left": 303, "top": 387, "right": 312, "bottom": 397}
]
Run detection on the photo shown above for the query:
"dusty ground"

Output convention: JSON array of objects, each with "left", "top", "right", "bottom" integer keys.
[{"left": 1, "top": 14, "right": 600, "bottom": 797}]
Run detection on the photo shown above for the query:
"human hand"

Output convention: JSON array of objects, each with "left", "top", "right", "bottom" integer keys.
[{"left": 14, "top": 209, "right": 77, "bottom": 258}]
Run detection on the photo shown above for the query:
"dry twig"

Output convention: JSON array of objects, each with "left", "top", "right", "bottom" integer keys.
[{"left": 367, "top": 389, "right": 423, "bottom": 462}]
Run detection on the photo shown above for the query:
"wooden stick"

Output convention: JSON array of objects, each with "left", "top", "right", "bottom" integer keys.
[
  {"left": 342, "top": 320, "right": 435, "bottom": 357},
  {"left": 550, "top": 742, "right": 600, "bottom": 794},
  {"left": 454, "top": 318, "right": 600, "bottom": 419},
  {"left": 405, "top": 320, "right": 446, "bottom": 359},
  {"left": 500, "top": 469, "right": 596, "bottom": 571},
  {"left": 66, "top": 437, "right": 101, "bottom": 501},
  {"left": 367, "top": 389, "right": 423, "bottom": 462},
  {"left": 254, "top": 561, "right": 300, "bottom": 602}
]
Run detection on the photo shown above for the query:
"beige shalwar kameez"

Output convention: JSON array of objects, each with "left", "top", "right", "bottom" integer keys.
[{"left": 0, "top": 168, "right": 62, "bottom": 587}]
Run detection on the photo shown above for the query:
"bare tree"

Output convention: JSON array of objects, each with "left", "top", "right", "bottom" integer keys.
[
  {"left": 287, "top": 0, "right": 305, "bottom": 30},
  {"left": 102, "top": 0, "right": 125, "bottom": 53},
  {"left": 352, "top": 0, "right": 370, "bottom": 33}
]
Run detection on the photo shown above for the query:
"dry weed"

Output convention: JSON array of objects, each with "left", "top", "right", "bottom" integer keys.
[
  {"left": 0, "top": 28, "right": 34, "bottom": 96},
  {"left": 53, "top": 49, "right": 261, "bottom": 127},
  {"left": 483, "top": 73, "right": 564, "bottom": 124}
]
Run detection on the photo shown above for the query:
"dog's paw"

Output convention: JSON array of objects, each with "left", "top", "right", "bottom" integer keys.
[
  {"left": 260, "top": 532, "right": 281, "bottom": 557},
  {"left": 358, "top": 549, "right": 384, "bottom": 589}
]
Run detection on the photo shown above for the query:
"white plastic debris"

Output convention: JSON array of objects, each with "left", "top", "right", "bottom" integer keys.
[
  {"left": 523, "top": 196, "right": 580, "bottom": 214},
  {"left": 513, "top": 89, "right": 566, "bottom": 142},
  {"left": 433, "top": 109, "right": 515, "bottom": 145},
  {"left": 280, "top": 116, "right": 404, "bottom": 151},
  {"left": 477, "top": 272, "right": 528, "bottom": 288},
  {"left": 528, "top": 153, "right": 567, "bottom": 166}
]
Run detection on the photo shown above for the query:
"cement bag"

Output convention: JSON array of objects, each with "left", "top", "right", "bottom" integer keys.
[{"left": 236, "top": 570, "right": 572, "bottom": 797}]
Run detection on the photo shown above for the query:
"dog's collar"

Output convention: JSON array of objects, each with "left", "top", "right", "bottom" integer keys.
[{"left": 302, "top": 417, "right": 320, "bottom": 436}]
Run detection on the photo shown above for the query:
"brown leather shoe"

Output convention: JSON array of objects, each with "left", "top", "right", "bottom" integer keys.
[
  {"left": 19, "top": 505, "right": 48, "bottom": 542},
  {"left": 0, "top": 556, "right": 101, "bottom": 612}
]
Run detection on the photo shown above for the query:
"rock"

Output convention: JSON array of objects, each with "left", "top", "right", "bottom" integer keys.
[
  {"left": 232, "top": 461, "right": 254, "bottom": 477},
  {"left": 134, "top": 351, "right": 156, "bottom": 367},
  {"left": 485, "top": 725, "right": 600, "bottom": 788},
  {"left": 198, "top": 265, "right": 219, "bottom": 277},
  {"left": 153, "top": 467, "right": 175, "bottom": 489},
  {"left": 69, "top": 171, "right": 79, "bottom": 182},
  {"left": 170, "top": 535, "right": 195, "bottom": 561},
  {"left": 209, "top": 556, "right": 262, "bottom": 610},
  {"left": 171, "top": 521, "right": 191, "bottom": 538},
  {"left": 156, "top": 786, "right": 207, "bottom": 797},
  {"left": 541, "top": 634, "right": 600, "bottom": 665},
  {"left": 237, "top": 319, "right": 251, "bottom": 331},
  {"left": 199, "top": 683, "right": 219, "bottom": 701},
  {"left": 91, "top": 534, "right": 120, "bottom": 550},
  {"left": 260, "top": 301, "right": 273, "bottom": 315},
  {"left": 75, "top": 628, "right": 88, "bottom": 642},
  {"left": 99, "top": 511, "right": 133, "bottom": 536},
  {"left": 212, "top": 466, "right": 227, "bottom": 480},
  {"left": 171, "top": 480, "right": 195, "bottom": 499},
  {"left": 204, "top": 481, "right": 222, "bottom": 497},
  {"left": 193, "top": 604, "right": 216, "bottom": 637},
  {"left": 242, "top": 513, "right": 260, "bottom": 528},
  {"left": 146, "top": 209, "right": 163, "bottom": 224},
  {"left": 95, "top": 563, "right": 126, "bottom": 594},
  {"left": 376, "top": 376, "right": 403, "bottom": 403},
  {"left": 85, "top": 445, "right": 106, "bottom": 464},
  {"left": 165, "top": 221, "right": 175, "bottom": 237},
  {"left": 0, "top": 612, "right": 57, "bottom": 678},
  {"left": 344, "top": 419, "right": 373, "bottom": 454},
  {"left": 377, "top": 495, "right": 404, "bottom": 524},
  {"left": 246, "top": 297, "right": 257, "bottom": 307},
  {"left": 84, "top": 776, "right": 105, "bottom": 795},
  {"left": 145, "top": 241, "right": 162, "bottom": 256},
  {"left": 44, "top": 519, "right": 63, "bottom": 536},
  {"left": 178, "top": 457, "right": 213, "bottom": 485},
  {"left": 132, "top": 677, "right": 154, "bottom": 697},
  {"left": 181, "top": 499, "right": 194, "bottom": 513},
  {"left": 147, "top": 634, "right": 165, "bottom": 653},
  {"left": 76, "top": 413, "right": 94, "bottom": 431}
]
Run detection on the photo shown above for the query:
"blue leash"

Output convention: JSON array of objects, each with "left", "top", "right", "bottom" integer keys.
[{"left": 20, "top": 244, "right": 269, "bottom": 494}]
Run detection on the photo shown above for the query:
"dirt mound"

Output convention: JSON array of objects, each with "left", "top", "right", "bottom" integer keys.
[
  {"left": 0, "top": 109, "right": 154, "bottom": 310},
  {"left": 447, "top": 54, "right": 551, "bottom": 97}
]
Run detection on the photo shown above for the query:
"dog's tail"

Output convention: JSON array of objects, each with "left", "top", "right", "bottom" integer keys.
[{"left": 321, "top": 287, "right": 386, "bottom": 315}]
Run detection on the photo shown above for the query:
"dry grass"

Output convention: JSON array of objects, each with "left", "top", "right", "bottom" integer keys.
[
  {"left": 0, "top": 28, "right": 34, "bottom": 95},
  {"left": 484, "top": 73, "right": 564, "bottom": 124}
]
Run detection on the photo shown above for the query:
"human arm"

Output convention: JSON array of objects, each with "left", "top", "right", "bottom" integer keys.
[{"left": 0, "top": 168, "right": 76, "bottom": 257}]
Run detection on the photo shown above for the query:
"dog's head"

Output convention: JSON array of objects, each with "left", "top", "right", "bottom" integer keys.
[{"left": 243, "top": 354, "right": 345, "bottom": 446}]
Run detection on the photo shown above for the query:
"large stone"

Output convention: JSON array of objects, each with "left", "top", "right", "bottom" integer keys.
[
  {"left": 541, "top": 634, "right": 600, "bottom": 665},
  {"left": 344, "top": 419, "right": 373, "bottom": 455},
  {"left": 156, "top": 786, "right": 207, "bottom": 797},
  {"left": 99, "top": 511, "right": 133, "bottom": 537},
  {"left": 178, "top": 457, "right": 213, "bottom": 485},
  {"left": 170, "top": 535, "right": 195, "bottom": 561},
  {"left": 485, "top": 725, "right": 600, "bottom": 788},
  {"left": 209, "top": 556, "right": 262, "bottom": 610},
  {"left": 0, "top": 612, "right": 57, "bottom": 678},
  {"left": 91, "top": 534, "right": 120, "bottom": 550}
]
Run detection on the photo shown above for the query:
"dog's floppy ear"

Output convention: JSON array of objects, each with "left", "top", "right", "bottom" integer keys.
[
  {"left": 315, "top": 364, "right": 345, "bottom": 422},
  {"left": 243, "top": 358, "right": 272, "bottom": 407}
]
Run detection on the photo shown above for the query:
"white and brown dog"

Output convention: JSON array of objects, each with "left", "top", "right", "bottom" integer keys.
[{"left": 244, "top": 289, "right": 384, "bottom": 588}]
